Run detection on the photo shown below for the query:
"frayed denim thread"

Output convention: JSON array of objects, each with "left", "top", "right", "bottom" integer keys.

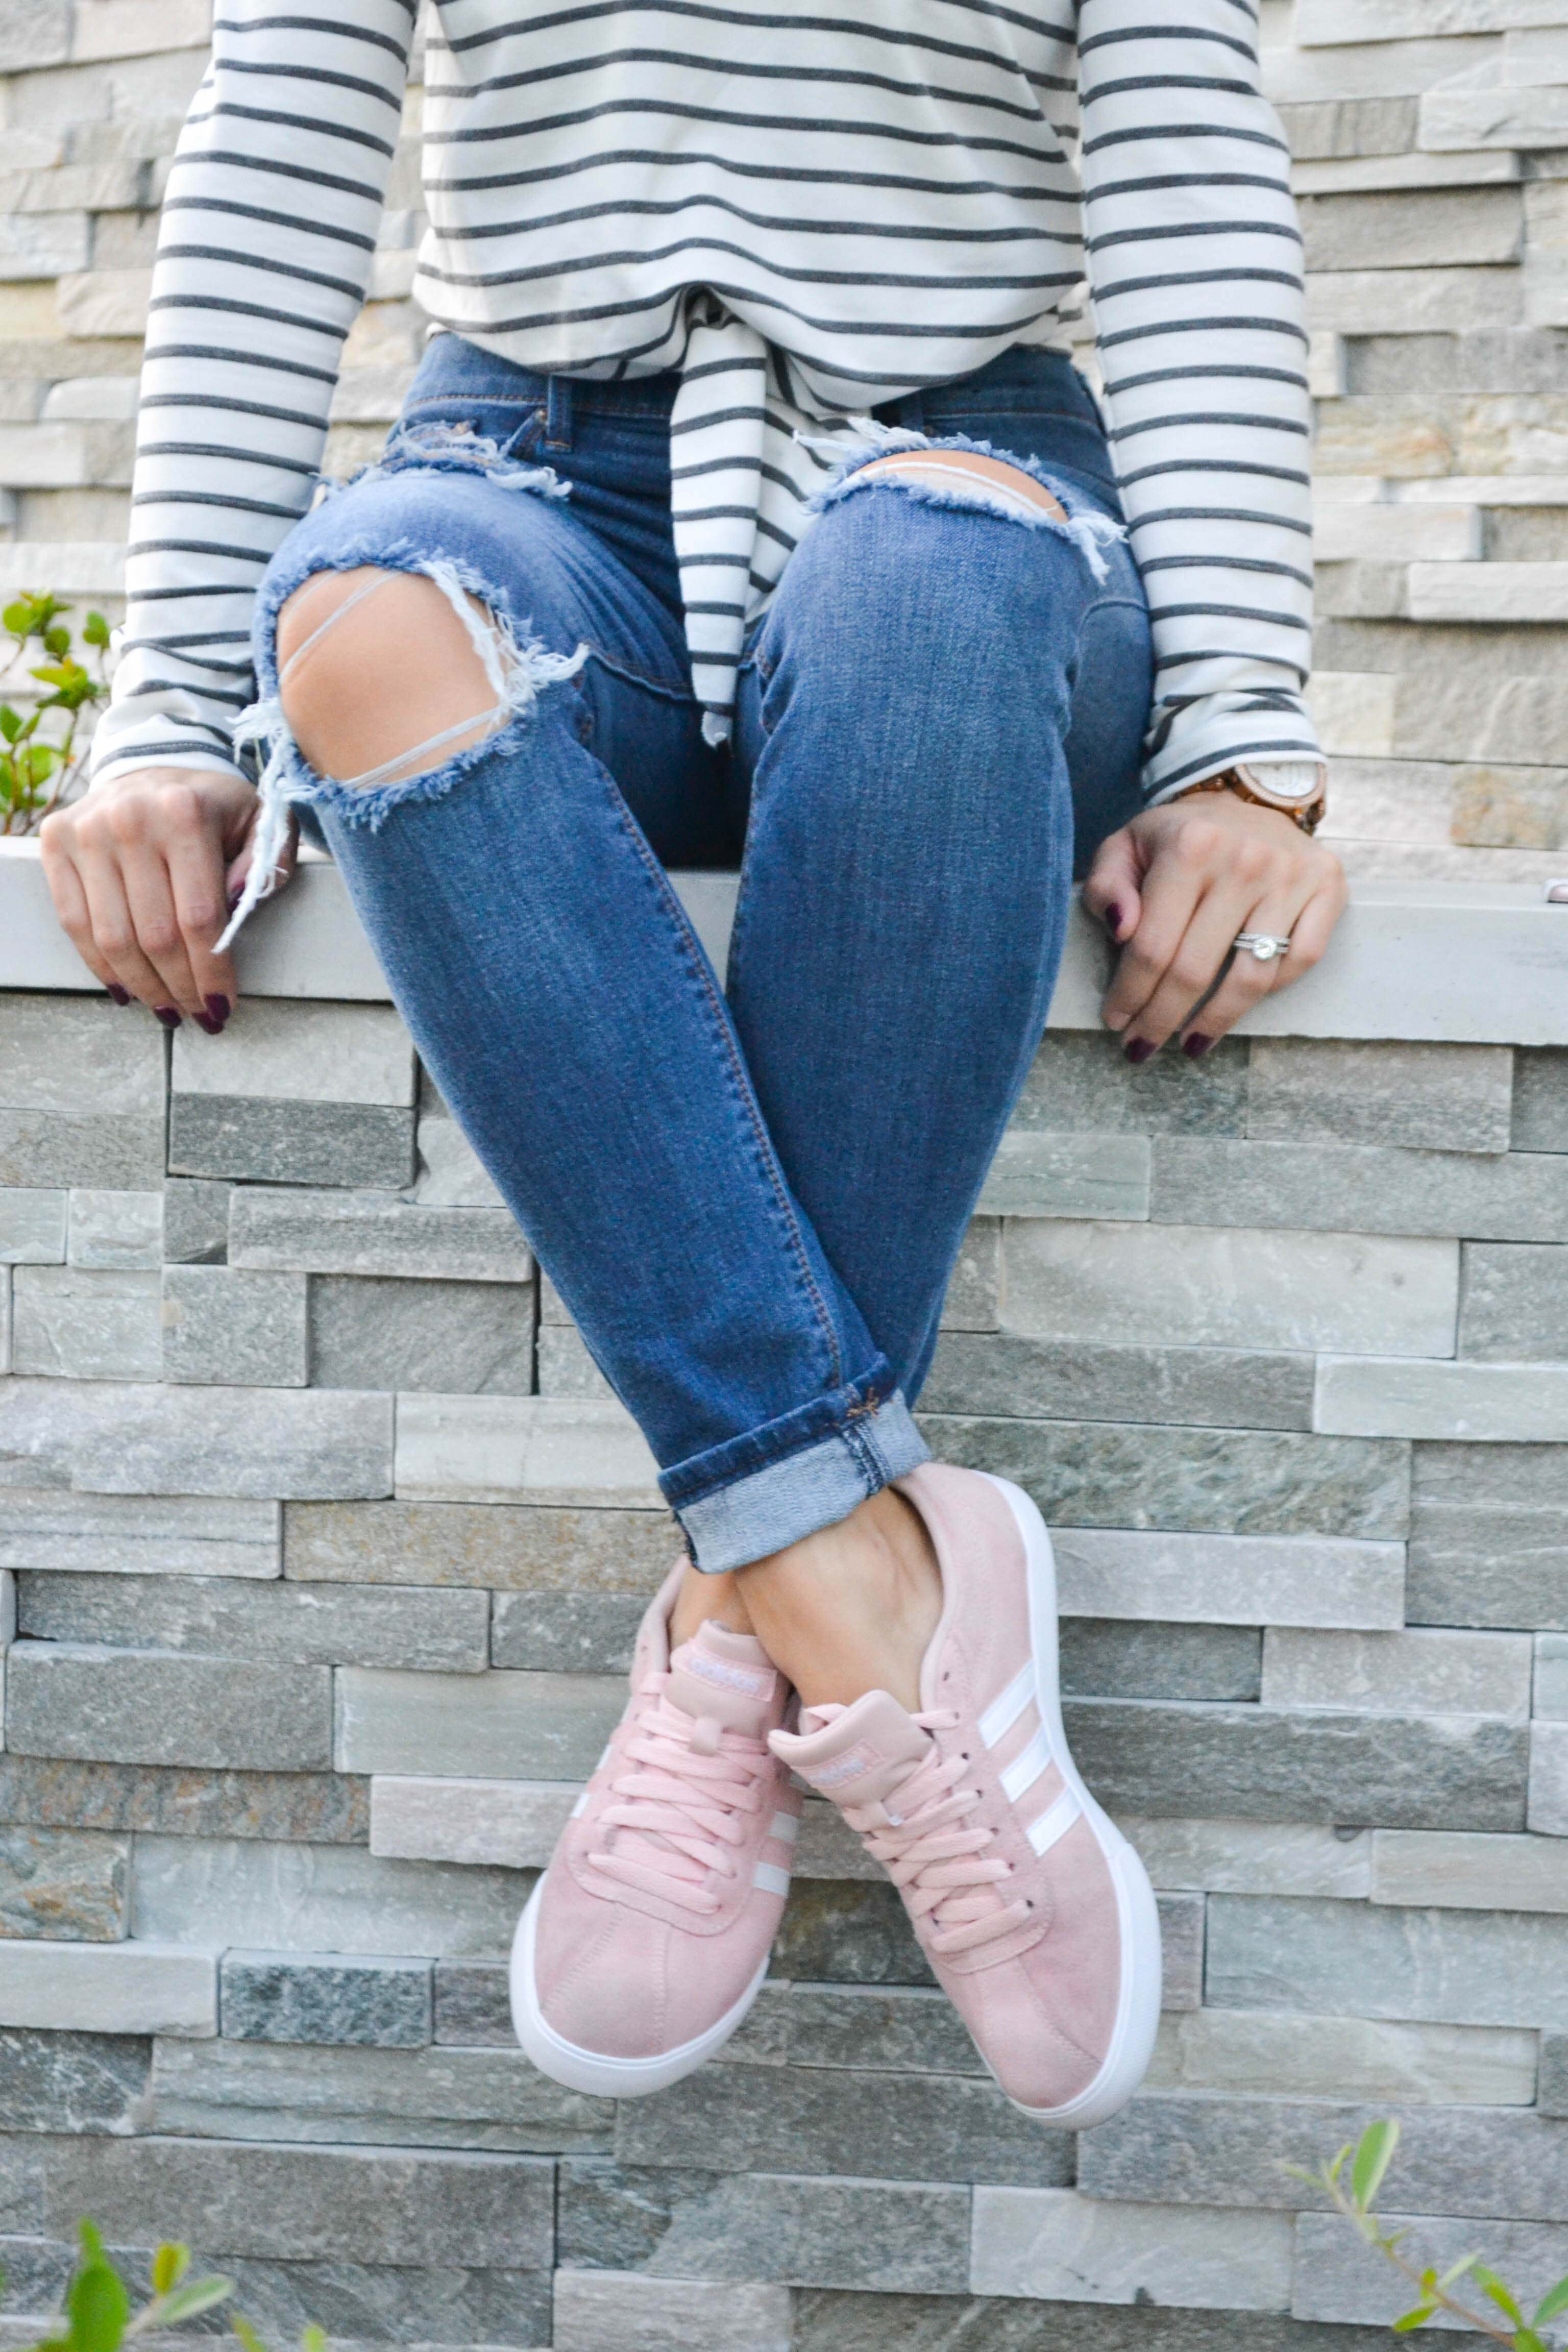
[
  {"left": 313, "top": 420, "right": 573, "bottom": 508},
  {"left": 216, "top": 535, "right": 587, "bottom": 952},
  {"left": 799, "top": 421, "right": 1127, "bottom": 584}
]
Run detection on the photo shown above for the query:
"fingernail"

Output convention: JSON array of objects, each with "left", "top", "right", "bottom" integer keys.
[
  {"left": 205, "top": 993, "right": 230, "bottom": 1027},
  {"left": 106, "top": 983, "right": 131, "bottom": 1007},
  {"left": 1123, "top": 1038, "right": 1156, "bottom": 1065},
  {"left": 1104, "top": 902, "right": 1123, "bottom": 937},
  {"left": 1183, "top": 1033, "right": 1213, "bottom": 1060},
  {"left": 154, "top": 1006, "right": 182, "bottom": 1031},
  {"left": 194, "top": 1011, "right": 224, "bottom": 1035},
  {"left": 227, "top": 888, "right": 243, "bottom": 915}
]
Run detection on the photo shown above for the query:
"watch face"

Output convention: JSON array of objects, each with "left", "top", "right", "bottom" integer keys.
[{"left": 1235, "top": 761, "right": 1326, "bottom": 807}]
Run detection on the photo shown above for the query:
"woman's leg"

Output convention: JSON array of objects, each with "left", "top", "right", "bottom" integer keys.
[
  {"left": 722, "top": 448, "right": 1151, "bottom": 1703},
  {"left": 252, "top": 460, "right": 927, "bottom": 1573}
]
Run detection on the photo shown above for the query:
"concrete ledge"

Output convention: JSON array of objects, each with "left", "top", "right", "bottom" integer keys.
[{"left": 6, "top": 838, "right": 1568, "bottom": 1043}]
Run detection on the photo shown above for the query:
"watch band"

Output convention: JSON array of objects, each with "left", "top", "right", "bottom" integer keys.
[{"left": 1171, "top": 762, "right": 1327, "bottom": 837}]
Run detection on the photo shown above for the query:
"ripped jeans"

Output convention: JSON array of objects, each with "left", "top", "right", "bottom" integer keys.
[{"left": 251, "top": 336, "right": 1153, "bottom": 1573}]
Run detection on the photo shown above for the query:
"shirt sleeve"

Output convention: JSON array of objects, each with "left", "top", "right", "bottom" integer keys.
[
  {"left": 1076, "top": 0, "right": 1323, "bottom": 806},
  {"left": 90, "top": 0, "right": 414, "bottom": 788}
]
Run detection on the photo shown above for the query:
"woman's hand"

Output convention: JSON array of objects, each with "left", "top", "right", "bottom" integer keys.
[
  {"left": 1082, "top": 788, "right": 1348, "bottom": 1059},
  {"left": 39, "top": 766, "right": 297, "bottom": 1031}
]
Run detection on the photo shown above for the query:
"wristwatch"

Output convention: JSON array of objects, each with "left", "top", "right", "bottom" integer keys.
[{"left": 1172, "top": 760, "right": 1327, "bottom": 837}]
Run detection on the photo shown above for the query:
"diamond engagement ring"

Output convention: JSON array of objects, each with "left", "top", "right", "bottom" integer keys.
[{"left": 1233, "top": 930, "right": 1292, "bottom": 963}]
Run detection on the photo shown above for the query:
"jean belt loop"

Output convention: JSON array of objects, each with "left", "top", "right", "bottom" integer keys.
[
  {"left": 895, "top": 389, "right": 925, "bottom": 435},
  {"left": 545, "top": 374, "right": 574, "bottom": 451}
]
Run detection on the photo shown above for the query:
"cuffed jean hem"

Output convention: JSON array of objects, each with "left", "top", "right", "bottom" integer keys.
[{"left": 671, "top": 1391, "right": 931, "bottom": 1575}]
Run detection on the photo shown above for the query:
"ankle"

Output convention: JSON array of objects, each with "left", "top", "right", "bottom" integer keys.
[
  {"left": 736, "top": 1485, "right": 942, "bottom": 1712},
  {"left": 669, "top": 1561, "right": 756, "bottom": 1649}
]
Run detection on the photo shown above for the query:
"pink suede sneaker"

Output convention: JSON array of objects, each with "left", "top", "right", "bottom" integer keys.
[
  {"left": 511, "top": 1564, "right": 801, "bottom": 2095},
  {"left": 770, "top": 1464, "right": 1161, "bottom": 2124}
]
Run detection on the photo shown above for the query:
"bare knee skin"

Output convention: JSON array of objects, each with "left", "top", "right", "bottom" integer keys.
[
  {"left": 854, "top": 448, "right": 1068, "bottom": 521},
  {"left": 276, "top": 566, "right": 507, "bottom": 786}
]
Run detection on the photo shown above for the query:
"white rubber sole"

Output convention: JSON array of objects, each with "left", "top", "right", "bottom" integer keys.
[
  {"left": 509, "top": 1873, "right": 773, "bottom": 2098},
  {"left": 977, "top": 1472, "right": 1164, "bottom": 2128}
]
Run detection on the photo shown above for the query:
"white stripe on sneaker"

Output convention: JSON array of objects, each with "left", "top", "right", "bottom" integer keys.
[
  {"left": 978, "top": 1667, "right": 1034, "bottom": 1751},
  {"left": 999, "top": 1722, "right": 1055, "bottom": 1804},
  {"left": 1025, "top": 1787, "right": 1082, "bottom": 1858},
  {"left": 752, "top": 1861, "right": 791, "bottom": 1897},
  {"left": 769, "top": 1811, "right": 800, "bottom": 1845}
]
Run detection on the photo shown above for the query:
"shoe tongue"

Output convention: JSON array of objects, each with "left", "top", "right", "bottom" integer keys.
[
  {"left": 666, "top": 1620, "right": 782, "bottom": 1735},
  {"left": 777, "top": 1689, "right": 932, "bottom": 1806}
]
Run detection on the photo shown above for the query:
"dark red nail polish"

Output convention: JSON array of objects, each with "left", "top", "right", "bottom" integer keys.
[
  {"left": 154, "top": 1006, "right": 182, "bottom": 1030},
  {"left": 1104, "top": 902, "right": 1123, "bottom": 937},
  {"left": 1124, "top": 1037, "right": 1156, "bottom": 1065},
  {"left": 106, "top": 983, "right": 131, "bottom": 1006},
  {"left": 205, "top": 993, "right": 231, "bottom": 1026},
  {"left": 227, "top": 888, "right": 243, "bottom": 915},
  {"left": 194, "top": 1011, "right": 224, "bottom": 1035},
  {"left": 1183, "top": 1033, "right": 1213, "bottom": 1059}
]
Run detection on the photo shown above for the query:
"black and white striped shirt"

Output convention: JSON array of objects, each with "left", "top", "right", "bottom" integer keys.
[{"left": 94, "top": 0, "right": 1322, "bottom": 801}]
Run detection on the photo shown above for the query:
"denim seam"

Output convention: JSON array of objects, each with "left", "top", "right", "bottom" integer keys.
[
  {"left": 1063, "top": 590, "right": 1149, "bottom": 703},
  {"left": 581, "top": 642, "right": 701, "bottom": 705},
  {"left": 401, "top": 394, "right": 674, "bottom": 426},
  {"left": 603, "top": 775, "right": 848, "bottom": 1399}
]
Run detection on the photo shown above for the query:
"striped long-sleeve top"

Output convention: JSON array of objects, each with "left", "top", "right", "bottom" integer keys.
[{"left": 92, "top": 0, "right": 1324, "bottom": 804}]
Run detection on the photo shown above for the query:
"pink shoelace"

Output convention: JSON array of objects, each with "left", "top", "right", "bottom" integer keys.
[
  {"left": 587, "top": 1670, "right": 771, "bottom": 1916},
  {"left": 832, "top": 1705, "right": 1033, "bottom": 1958}
]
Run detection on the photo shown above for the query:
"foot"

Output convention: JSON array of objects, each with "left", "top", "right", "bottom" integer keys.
[
  {"left": 511, "top": 1562, "right": 801, "bottom": 2096},
  {"left": 769, "top": 1464, "right": 1162, "bottom": 2125}
]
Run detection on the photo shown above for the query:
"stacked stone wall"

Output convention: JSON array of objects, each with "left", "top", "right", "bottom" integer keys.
[{"left": 1, "top": 977, "right": 1567, "bottom": 2347}]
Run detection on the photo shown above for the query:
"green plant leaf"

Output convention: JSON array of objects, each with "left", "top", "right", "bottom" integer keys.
[
  {"left": 1516, "top": 2330, "right": 1550, "bottom": 2352},
  {"left": 1438, "top": 2256, "right": 1478, "bottom": 2292},
  {"left": 300, "top": 2328, "right": 326, "bottom": 2352},
  {"left": 155, "top": 2277, "right": 234, "bottom": 2325},
  {"left": 42, "top": 625, "right": 69, "bottom": 658},
  {"left": 1327, "top": 2144, "right": 1353, "bottom": 2186},
  {"left": 65, "top": 2259, "right": 129, "bottom": 2352},
  {"left": 83, "top": 612, "right": 110, "bottom": 648},
  {"left": 0, "top": 705, "right": 20, "bottom": 743},
  {"left": 1533, "top": 2274, "right": 1568, "bottom": 2328},
  {"left": 3, "top": 598, "right": 40, "bottom": 635},
  {"left": 151, "top": 2246, "right": 187, "bottom": 2298},
  {"left": 75, "top": 2224, "right": 105, "bottom": 2265},
  {"left": 229, "top": 2310, "right": 268, "bottom": 2352},
  {"left": 1475, "top": 2269, "right": 1525, "bottom": 2326},
  {"left": 1351, "top": 2120, "right": 1400, "bottom": 2211},
  {"left": 1392, "top": 2307, "right": 1436, "bottom": 2332}
]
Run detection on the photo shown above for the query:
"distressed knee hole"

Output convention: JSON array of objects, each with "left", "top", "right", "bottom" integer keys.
[
  {"left": 853, "top": 449, "right": 1068, "bottom": 525},
  {"left": 276, "top": 565, "right": 510, "bottom": 790}
]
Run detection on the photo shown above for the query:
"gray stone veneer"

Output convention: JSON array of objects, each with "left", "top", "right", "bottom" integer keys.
[{"left": 4, "top": 958, "right": 1568, "bottom": 2348}]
